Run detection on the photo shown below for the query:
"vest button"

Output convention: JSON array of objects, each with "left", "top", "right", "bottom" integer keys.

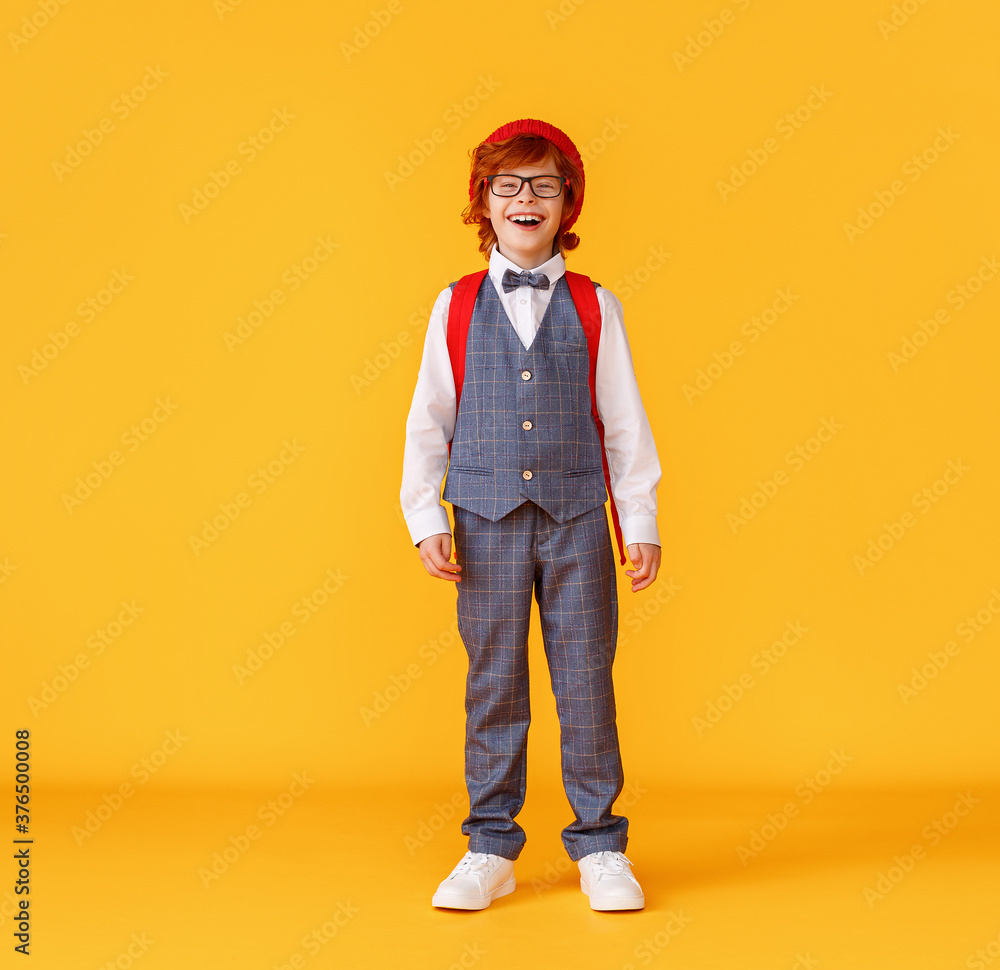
[
  {"left": 521, "top": 370, "right": 532, "bottom": 381},
  {"left": 522, "top": 420, "right": 533, "bottom": 431},
  {"left": 522, "top": 470, "right": 533, "bottom": 480}
]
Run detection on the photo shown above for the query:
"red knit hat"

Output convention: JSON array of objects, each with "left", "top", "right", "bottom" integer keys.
[{"left": 469, "top": 118, "right": 585, "bottom": 233}]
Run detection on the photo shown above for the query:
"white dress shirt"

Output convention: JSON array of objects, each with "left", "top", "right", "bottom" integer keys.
[{"left": 400, "top": 244, "right": 662, "bottom": 549}]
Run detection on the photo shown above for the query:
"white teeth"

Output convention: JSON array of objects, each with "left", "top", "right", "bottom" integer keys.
[{"left": 511, "top": 215, "right": 541, "bottom": 223}]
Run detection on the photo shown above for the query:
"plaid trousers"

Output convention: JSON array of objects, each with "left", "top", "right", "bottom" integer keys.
[{"left": 453, "top": 499, "right": 628, "bottom": 862}]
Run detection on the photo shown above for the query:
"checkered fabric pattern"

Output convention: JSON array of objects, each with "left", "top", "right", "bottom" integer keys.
[
  {"left": 442, "top": 274, "right": 609, "bottom": 524},
  {"left": 454, "top": 500, "right": 628, "bottom": 862}
]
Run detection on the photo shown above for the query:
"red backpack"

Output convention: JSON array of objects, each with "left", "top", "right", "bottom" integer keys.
[{"left": 445, "top": 268, "right": 626, "bottom": 565}]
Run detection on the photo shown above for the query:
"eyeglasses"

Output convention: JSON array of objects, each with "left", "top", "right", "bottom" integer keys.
[{"left": 483, "top": 174, "right": 568, "bottom": 198}]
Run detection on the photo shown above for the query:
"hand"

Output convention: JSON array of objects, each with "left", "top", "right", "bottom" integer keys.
[
  {"left": 417, "top": 533, "right": 462, "bottom": 582},
  {"left": 625, "top": 543, "right": 660, "bottom": 592}
]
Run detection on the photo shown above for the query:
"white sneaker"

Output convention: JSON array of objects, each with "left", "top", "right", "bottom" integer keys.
[
  {"left": 432, "top": 851, "right": 516, "bottom": 910},
  {"left": 578, "top": 851, "right": 645, "bottom": 910}
]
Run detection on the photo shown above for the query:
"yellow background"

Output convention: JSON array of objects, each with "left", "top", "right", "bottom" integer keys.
[{"left": 2, "top": 0, "right": 999, "bottom": 967}]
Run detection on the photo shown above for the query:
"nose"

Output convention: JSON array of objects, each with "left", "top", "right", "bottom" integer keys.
[{"left": 515, "top": 180, "right": 539, "bottom": 202}]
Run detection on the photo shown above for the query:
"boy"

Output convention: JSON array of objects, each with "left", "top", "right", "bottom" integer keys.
[{"left": 400, "top": 118, "right": 661, "bottom": 911}]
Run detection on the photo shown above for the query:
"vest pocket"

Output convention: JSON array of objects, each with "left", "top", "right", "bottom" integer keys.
[
  {"left": 448, "top": 465, "right": 493, "bottom": 477},
  {"left": 563, "top": 467, "right": 602, "bottom": 478},
  {"left": 548, "top": 338, "right": 588, "bottom": 354}
]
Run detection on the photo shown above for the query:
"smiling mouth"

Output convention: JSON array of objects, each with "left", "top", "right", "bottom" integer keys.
[{"left": 508, "top": 214, "right": 544, "bottom": 230}]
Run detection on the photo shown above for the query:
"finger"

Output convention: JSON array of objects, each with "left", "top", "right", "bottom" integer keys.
[
  {"left": 430, "top": 567, "right": 462, "bottom": 582},
  {"left": 425, "top": 550, "right": 462, "bottom": 573},
  {"left": 421, "top": 556, "right": 462, "bottom": 581},
  {"left": 629, "top": 563, "right": 650, "bottom": 589},
  {"left": 426, "top": 544, "right": 458, "bottom": 570},
  {"left": 625, "top": 547, "right": 643, "bottom": 580},
  {"left": 646, "top": 557, "right": 660, "bottom": 584},
  {"left": 629, "top": 551, "right": 657, "bottom": 591},
  {"left": 422, "top": 544, "right": 463, "bottom": 581},
  {"left": 629, "top": 557, "right": 653, "bottom": 582}
]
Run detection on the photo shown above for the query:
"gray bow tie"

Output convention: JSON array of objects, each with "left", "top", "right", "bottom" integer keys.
[{"left": 502, "top": 268, "right": 550, "bottom": 292}]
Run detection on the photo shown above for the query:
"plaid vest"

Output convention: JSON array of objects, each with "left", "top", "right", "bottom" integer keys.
[{"left": 442, "top": 274, "right": 608, "bottom": 523}]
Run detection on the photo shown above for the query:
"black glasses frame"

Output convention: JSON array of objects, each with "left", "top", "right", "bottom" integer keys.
[{"left": 483, "top": 174, "right": 568, "bottom": 198}]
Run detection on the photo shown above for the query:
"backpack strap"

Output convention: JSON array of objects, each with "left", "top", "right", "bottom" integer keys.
[
  {"left": 564, "top": 271, "right": 627, "bottom": 566},
  {"left": 445, "top": 267, "right": 627, "bottom": 566},
  {"left": 446, "top": 270, "right": 489, "bottom": 420}
]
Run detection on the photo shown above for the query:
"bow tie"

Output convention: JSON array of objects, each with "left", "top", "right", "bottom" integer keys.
[{"left": 501, "top": 268, "right": 550, "bottom": 293}]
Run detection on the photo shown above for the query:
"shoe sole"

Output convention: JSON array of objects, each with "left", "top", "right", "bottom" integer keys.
[
  {"left": 432, "top": 876, "right": 516, "bottom": 910},
  {"left": 580, "top": 877, "right": 644, "bottom": 911}
]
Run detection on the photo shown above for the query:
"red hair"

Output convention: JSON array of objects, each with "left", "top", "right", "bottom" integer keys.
[{"left": 460, "top": 133, "right": 581, "bottom": 260}]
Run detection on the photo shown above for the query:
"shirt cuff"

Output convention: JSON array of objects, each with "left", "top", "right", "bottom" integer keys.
[
  {"left": 405, "top": 506, "right": 452, "bottom": 547},
  {"left": 620, "top": 513, "right": 660, "bottom": 548}
]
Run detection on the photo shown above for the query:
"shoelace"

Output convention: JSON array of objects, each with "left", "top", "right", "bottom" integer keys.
[
  {"left": 588, "top": 851, "right": 633, "bottom": 876},
  {"left": 453, "top": 852, "right": 499, "bottom": 876}
]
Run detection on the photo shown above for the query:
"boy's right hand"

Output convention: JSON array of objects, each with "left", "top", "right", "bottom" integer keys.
[{"left": 417, "top": 533, "right": 462, "bottom": 582}]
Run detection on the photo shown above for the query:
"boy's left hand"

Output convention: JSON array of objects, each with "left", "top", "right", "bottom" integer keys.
[{"left": 625, "top": 543, "right": 661, "bottom": 592}]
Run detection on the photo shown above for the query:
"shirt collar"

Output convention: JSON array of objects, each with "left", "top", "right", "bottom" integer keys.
[{"left": 488, "top": 244, "right": 566, "bottom": 289}]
